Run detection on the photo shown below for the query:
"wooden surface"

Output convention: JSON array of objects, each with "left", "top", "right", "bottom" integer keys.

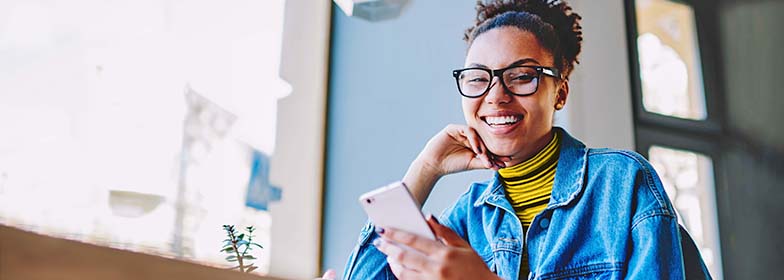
[{"left": 0, "top": 225, "right": 282, "bottom": 280}]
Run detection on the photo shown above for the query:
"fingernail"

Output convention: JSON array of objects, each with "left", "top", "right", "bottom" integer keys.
[
  {"left": 375, "top": 227, "right": 385, "bottom": 235},
  {"left": 372, "top": 238, "right": 381, "bottom": 247}
]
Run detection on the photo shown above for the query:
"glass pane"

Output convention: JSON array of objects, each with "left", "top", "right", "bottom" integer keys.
[
  {"left": 649, "top": 146, "right": 723, "bottom": 279},
  {"left": 0, "top": 0, "right": 289, "bottom": 275},
  {"left": 635, "top": 0, "right": 708, "bottom": 120}
]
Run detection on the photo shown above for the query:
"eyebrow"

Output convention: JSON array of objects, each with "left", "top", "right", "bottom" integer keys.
[{"left": 468, "top": 58, "right": 542, "bottom": 69}]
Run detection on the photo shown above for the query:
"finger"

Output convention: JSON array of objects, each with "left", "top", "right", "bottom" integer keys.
[
  {"left": 426, "top": 215, "right": 471, "bottom": 248},
  {"left": 446, "top": 128, "right": 477, "bottom": 154},
  {"left": 388, "top": 259, "right": 424, "bottom": 280},
  {"left": 463, "top": 127, "right": 499, "bottom": 168},
  {"left": 321, "top": 269, "right": 336, "bottom": 280},
  {"left": 380, "top": 227, "right": 443, "bottom": 256},
  {"left": 373, "top": 238, "right": 431, "bottom": 272},
  {"left": 480, "top": 153, "right": 495, "bottom": 169},
  {"left": 468, "top": 151, "right": 494, "bottom": 170},
  {"left": 488, "top": 154, "right": 507, "bottom": 169},
  {"left": 458, "top": 127, "right": 484, "bottom": 155}
]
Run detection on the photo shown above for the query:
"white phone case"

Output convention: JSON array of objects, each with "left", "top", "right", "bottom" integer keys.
[{"left": 358, "top": 181, "right": 436, "bottom": 240}]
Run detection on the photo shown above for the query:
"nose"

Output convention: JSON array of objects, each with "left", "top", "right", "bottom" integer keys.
[{"left": 484, "top": 77, "right": 512, "bottom": 105}]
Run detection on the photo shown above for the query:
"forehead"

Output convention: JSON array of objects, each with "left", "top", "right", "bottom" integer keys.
[{"left": 465, "top": 27, "right": 554, "bottom": 68}]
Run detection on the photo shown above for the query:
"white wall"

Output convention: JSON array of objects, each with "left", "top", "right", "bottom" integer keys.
[{"left": 563, "top": 0, "right": 635, "bottom": 150}]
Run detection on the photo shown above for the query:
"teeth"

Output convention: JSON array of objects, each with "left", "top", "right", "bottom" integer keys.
[{"left": 485, "top": 115, "right": 519, "bottom": 125}]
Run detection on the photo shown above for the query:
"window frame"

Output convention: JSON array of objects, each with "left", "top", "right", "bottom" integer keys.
[{"left": 624, "top": 0, "right": 727, "bottom": 136}]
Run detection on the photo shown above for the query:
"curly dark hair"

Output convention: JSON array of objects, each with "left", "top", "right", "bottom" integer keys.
[{"left": 464, "top": 0, "right": 583, "bottom": 79}]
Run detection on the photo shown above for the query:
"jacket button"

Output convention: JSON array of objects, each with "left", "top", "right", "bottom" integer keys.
[{"left": 540, "top": 218, "right": 549, "bottom": 229}]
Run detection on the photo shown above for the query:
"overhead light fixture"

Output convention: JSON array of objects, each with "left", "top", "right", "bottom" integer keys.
[{"left": 334, "top": 0, "right": 408, "bottom": 22}]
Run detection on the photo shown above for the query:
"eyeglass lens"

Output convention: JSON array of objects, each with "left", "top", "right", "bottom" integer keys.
[{"left": 458, "top": 66, "right": 539, "bottom": 97}]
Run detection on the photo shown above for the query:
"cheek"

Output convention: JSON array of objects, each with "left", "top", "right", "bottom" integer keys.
[
  {"left": 461, "top": 99, "right": 480, "bottom": 123},
  {"left": 530, "top": 104, "right": 556, "bottom": 126},
  {"left": 517, "top": 97, "right": 554, "bottom": 123}
]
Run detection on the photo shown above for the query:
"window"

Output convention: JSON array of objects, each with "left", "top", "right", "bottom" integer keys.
[
  {"left": 634, "top": 0, "right": 707, "bottom": 120},
  {"left": 648, "top": 145, "right": 722, "bottom": 273},
  {"left": 0, "top": 0, "right": 291, "bottom": 275}
]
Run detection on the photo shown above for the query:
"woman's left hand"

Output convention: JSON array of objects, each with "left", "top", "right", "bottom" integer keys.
[{"left": 373, "top": 215, "right": 500, "bottom": 280}]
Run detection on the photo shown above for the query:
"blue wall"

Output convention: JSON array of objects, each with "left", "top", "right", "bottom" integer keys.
[{"left": 321, "top": 0, "right": 494, "bottom": 276}]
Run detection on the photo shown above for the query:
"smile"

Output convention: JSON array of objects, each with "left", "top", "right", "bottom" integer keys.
[{"left": 482, "top": 115, "right": 522, "bottom": 127}]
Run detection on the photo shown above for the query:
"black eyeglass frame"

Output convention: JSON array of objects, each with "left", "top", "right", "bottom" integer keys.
[{"left": 451, "top": 65, "right": 561, "bottom": 98}]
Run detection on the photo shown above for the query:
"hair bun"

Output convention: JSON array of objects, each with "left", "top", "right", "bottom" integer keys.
[{"left": 465, "top": 0, "right": 582, "bottom": 78}]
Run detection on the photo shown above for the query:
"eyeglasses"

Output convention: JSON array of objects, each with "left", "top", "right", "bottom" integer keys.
[{"left": 452, "top": 65, "right": 561, "bottom": 98}]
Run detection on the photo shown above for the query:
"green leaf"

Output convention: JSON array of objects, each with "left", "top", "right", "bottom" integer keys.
[
  {"left": 237, "top": 234, "right": 245, "bottom": 240},
  {"left": 225, "top": 255, "right": 238, "bottom": 261},
  {"left": 247, "top": 266, "right": 258, "bottom": 273},
  {"left": 251, "top": 243, "right": 264, "bottom": 249},
  {"left": 221, "top": 247, "right": 235, "bottom": 253},
  {"left": 237, "top": 240, "right": 249, "bottom": 246},
  {"left": 242, "top": 255, "right": 256, "bottom": 260}
]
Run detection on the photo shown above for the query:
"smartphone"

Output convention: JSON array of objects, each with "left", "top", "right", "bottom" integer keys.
[{"left": 358, "top": 181, "right": 436, "bottom": 240}]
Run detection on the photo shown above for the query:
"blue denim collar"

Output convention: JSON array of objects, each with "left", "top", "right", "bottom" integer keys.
[{"left": 473, "top": 127, "right": 588, "bottom": 210}]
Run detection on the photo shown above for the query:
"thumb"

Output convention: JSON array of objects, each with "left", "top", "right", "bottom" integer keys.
[
  {"left": 426, "top": 215, "right": 470, "bottom": 248},
  {"left": 321, "top": 269, "right": 336, "bottom": 279}
]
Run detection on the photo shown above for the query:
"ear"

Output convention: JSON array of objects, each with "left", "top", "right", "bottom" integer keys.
[{"left": 554, "top": 80, "right": 569, "bottom": 110}]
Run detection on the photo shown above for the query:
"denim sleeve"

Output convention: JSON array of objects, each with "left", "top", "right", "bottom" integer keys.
[
  {"left": 620, "top": 151, "right": 694, "bottom": 279},
  {"left": 437, "top": 200, "right": 468, "bottom": 241},
  {"left": 626, "top": 212, "right": 686, "bottom": 279},
  {"left": 342, "top": 221, "right": 392, "bottom": 280}
]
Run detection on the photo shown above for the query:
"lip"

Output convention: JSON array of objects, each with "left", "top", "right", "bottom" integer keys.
[{"left": 479, "top": 110, "right": 524, "bottom": 135}]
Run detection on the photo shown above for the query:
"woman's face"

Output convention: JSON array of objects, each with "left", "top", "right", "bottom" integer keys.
[{"left": 462, "top": 27, "right": 568, "bottom": 165}]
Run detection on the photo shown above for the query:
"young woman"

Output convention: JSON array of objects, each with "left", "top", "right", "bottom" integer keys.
[{"left": 341, "top": 0, "right": 710, "bottom": 279}]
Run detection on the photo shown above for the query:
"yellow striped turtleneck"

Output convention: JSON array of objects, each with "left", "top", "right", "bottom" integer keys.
[{"left": 498, "top": 131, "right": 560, "bottom": 229}]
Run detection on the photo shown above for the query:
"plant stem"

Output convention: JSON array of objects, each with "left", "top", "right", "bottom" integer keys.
[
  {"left": 240, "top": 227, "right": 253, "bottom": 257},
  {"left": 228, "top": 229, "right": 245, "bottom": 272}
]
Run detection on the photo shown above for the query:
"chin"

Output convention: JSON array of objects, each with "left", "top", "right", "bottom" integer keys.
[{"left": 485, "top": 140, "right": 519, "bottom": 157}]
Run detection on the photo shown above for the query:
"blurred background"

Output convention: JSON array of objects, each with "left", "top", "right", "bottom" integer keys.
[{"left": 0, "top": 0, "right": 781, "bottom": 279}]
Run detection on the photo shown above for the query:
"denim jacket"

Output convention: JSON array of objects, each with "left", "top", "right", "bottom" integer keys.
[{"left": 343, "top": 127, "right": 711, "bottom": 279}]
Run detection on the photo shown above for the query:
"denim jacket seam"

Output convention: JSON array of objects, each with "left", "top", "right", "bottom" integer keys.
[
  {"left": 588, "top": 149, "right": 674, "bottom": 215},
  {"left": 492, "top": 245, "right": 522, "bottom": 253},
  {"left": 439, "top": 218, "right": 462, "bottom": 241},
  {"left": 474, "top": 178, "right": 504, "bottom": 207},
  {"left": 546, "top": 148, "right": 587, "bottom": 209},
  {"left": 538, "top": 261, "right": 624, "bottom": 279},
  {"left": 630, "top": 210, "right": 675, "bottom": 231}
]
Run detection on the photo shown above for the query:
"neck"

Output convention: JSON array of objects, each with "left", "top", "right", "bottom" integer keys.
[{"left": 506, "top": 129, "right": 555, "bottom": 167}]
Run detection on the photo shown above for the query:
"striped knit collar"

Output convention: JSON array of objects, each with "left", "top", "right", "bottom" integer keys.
[{"left": 497, "top": 131, "right": 561, "bottom": 181}]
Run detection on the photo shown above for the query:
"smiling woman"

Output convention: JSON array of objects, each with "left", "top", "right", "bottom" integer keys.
[{"left": 341, "top": 0, "right": 711, "bottom": 279}]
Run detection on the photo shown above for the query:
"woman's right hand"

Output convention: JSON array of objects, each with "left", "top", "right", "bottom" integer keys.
[
  {"left": 403, "top": 125, "right": 509, "bottom": 206},
  {"left": 417, "top": 124, "right": 508, "bottom": 176}
]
